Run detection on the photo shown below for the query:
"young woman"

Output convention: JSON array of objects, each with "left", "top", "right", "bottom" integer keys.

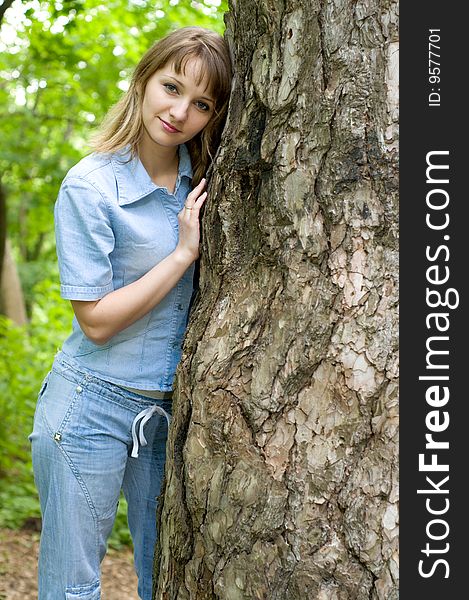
[{"left": 29, "top": 26, "right": 232, "bottom": 600}]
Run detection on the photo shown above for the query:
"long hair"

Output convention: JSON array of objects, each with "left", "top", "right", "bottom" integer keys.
[{"left": 90, "top": 27, "right": 232, "bottom": 185}]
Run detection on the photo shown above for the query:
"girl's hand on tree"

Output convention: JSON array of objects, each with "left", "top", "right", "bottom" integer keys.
[{"left": 174, "top": 178, "right": 207, "bottom": 264}]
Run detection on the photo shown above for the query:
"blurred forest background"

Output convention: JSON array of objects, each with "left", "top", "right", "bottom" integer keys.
[{"left": 0, "top": 0, "right": 227, "bottom": 548}]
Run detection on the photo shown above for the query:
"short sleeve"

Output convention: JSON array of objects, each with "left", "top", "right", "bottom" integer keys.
[{"left": 54, "top": 177, "right": 115, "bottom": 300}]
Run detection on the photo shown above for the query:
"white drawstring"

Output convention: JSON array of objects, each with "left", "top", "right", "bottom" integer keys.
[{"left": 131, "top": 405, "right": 171, "bottom": 458}]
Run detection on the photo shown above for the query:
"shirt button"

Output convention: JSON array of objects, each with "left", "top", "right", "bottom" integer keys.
[
  {"left": 76, "top": 385, "right": 83, "bottom": 393},
  {"left": 177, "top": 304, "right": 184, "bottom": 311}
]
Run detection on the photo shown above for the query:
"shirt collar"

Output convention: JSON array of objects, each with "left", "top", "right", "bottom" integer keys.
[{"left": 111, "top": 143, "right": 193, "bottom": 206}]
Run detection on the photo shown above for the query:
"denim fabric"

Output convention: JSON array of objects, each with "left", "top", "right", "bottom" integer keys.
[
  {"left": 54, "top": 143, "right": 195, "bottom": 391},
  {"left": 29, "top": 352, "right": 172, "bottom": 600}
]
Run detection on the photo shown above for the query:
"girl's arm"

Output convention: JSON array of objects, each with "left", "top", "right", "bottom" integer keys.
[{"left": 72, "top": 180, "right": 207, "bottom": 345}]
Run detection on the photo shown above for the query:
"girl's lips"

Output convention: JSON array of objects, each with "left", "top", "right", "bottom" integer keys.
[{"left": 159, "top": 118, "right": 181, "bottom": 133}]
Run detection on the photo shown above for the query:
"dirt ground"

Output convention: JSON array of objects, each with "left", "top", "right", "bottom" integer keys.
[{"left": 0, "top": 528, "right": 139, "bottom": 599}]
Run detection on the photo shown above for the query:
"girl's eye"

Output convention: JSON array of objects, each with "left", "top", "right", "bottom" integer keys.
[
  {"left": 164, "top": 83, "right": 178, "bottom": 93},
  {"left": 196, "top": 101, "right": 210, "bottom": 112}
]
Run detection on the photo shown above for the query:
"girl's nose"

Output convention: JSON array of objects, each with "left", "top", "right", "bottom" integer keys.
[{"left": 169, "top": 100, "right": 189, "bottom": 123}]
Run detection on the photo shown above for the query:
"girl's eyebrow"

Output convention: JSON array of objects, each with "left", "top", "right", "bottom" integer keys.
[{"left": 162, "top": 74, "right": 214, "bottom": 103}]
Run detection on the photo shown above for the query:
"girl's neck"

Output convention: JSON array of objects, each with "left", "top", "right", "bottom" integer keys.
[{"left": 137, "top": 135, "right": 179, "bottom": 184}]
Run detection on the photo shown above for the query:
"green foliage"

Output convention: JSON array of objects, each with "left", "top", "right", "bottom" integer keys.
[
  {"left": 0, "top": 0, "right": 227, "bottom": 547},
  {"left": 0, "top": 480, "right": 42, "bottom": 529},
  {"left": 110, "top": 494, "right": 133, "bottom": 549}
]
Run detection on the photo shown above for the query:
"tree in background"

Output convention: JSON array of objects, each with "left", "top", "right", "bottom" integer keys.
[{"left": 155, "top": 0, "right": 398, "bottom": 598}]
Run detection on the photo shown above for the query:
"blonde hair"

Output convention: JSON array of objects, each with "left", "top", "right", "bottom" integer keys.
[{"left": 90, "top": 27, "right": 232, "bottom": 185}]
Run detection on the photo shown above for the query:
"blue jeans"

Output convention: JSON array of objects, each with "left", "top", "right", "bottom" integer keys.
[{"left": 29, "top": 353, "right": 172, "bottom": 599}]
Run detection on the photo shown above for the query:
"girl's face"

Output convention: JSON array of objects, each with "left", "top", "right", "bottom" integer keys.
[{"left": 140, "top": 58, "right": 215, "bottom": 150}]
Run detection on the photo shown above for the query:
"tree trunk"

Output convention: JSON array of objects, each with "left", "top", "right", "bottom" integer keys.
[
  {"left": 0, "top": 238, "right": 28, "bottom": 326},
  {"left": 0, "top": 0, "right": 17, "bottom": 26},
  {"left": 154, "top": 0, "right": 399, "bottom": 598},
  {"left": 0, "top": 183, "right": 6, "bottom": 291}
]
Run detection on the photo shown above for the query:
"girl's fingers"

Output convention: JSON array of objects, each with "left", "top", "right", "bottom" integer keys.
[
  {"left": 191, "top": 192, "right": 207, "bottom": 213},
  {"left": 189, "top": 178, "right": 206, "bottom": 194},
  {"left": 186, "top": 178, "right": 207, "bottom": 203},
  {"left": 183, "top": 191, "right": 207, "bottom": 216},
  {"left": 194, "top": 191, "right": 207, "bottom": 206},
  {"left": 180, "top": 179, "right": 207, "bottom": 220}
]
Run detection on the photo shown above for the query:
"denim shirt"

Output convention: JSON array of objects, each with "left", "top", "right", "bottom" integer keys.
[{"left": 54, "top": 143, "right": 195, "bottom": 391}]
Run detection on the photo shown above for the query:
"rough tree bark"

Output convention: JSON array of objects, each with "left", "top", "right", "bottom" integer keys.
[{"left": 154, "top": 0, "right": 398, "bottom": 598}]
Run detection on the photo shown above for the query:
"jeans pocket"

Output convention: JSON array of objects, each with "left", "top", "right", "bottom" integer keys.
[
  {"left": 38, "top": 372, "right": 50, "bottom": 398},
  {"left": 28, "top": 372, "right": 51, "bottom": 443},
  {"left": 39, "top": 368, "right": 81, "bottom": 438},
  {"left": 65, "top": 580, "right": 100, "bottom": 599}
]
